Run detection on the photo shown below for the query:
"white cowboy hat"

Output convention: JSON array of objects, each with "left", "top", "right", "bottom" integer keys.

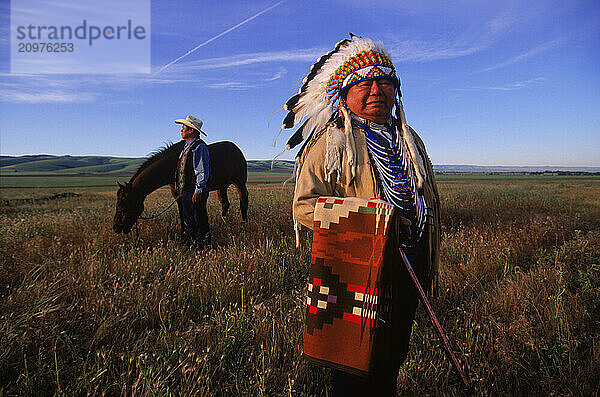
[{"left": 174, "top": 115, "right": 207, "bottom": 136}]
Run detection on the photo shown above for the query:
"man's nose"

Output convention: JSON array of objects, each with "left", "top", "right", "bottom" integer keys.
[{"left": 370, "top": 80, "right": 383, "bottom": 94}]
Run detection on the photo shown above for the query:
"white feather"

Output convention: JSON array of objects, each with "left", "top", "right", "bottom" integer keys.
[
  {"left": 289, "top": 37, "right": 392, "bottom": 136},
  {"left": 339, "top": 105, "right": 356, "bottom": 180},
  {"left": 324, "top": 125, "right": 345, "bottom": 183}
]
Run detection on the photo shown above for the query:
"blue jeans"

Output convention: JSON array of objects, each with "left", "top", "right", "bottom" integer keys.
[{"left": 181, "top": 189, "right": 210, "bottom": 247}]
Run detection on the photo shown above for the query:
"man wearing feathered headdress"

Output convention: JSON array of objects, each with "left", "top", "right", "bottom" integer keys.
[{"left": 280, "top": 36, "right": 441, "bottom": 395}]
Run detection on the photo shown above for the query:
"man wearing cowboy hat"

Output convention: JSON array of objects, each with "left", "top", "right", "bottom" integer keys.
[
  {"left": 174, "top": 115, "right": 210, "bottom": 248},
  {"left": 281, "top": 36, "right": 440, "bottom": 396}
]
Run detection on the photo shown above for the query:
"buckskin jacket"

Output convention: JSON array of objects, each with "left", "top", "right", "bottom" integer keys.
[{"left": 293, "top": 118, "right": 441, "bottom": 364}]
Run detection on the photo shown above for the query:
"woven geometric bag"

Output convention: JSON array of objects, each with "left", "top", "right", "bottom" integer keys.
[{"left": 303, "top": 196, "right": 396, "bottom": 377}]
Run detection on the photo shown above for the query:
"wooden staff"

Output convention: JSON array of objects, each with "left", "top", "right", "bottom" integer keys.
[{"left": 399, "top": 247, "right": 472, "bottom": 392}]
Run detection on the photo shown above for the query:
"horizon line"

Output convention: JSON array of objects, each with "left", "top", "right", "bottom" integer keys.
[{"left": 1, "top": 153, "right": 599, "bottom": 170}]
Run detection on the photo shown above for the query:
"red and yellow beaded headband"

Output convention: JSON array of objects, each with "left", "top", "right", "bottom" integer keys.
[{"left": 328, "top": 50, "right": 398, "bottom": 99}]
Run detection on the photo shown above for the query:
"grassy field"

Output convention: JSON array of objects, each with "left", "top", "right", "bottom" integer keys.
[
  {"left": 1, "top": 177, "right": 599, "bottom": 396},
  {"left": 0, "top": 155, "right": 295, "bottom": 188},
  {"left": 0, "top": 172, "right": 292, "bottom": 188},
  {"left": 4, "top": 172, "right": 598, "bottom": 188}
]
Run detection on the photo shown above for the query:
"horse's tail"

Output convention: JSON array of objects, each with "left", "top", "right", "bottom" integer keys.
[
  {"left": 233, "top": 142, "right": 248, "bottom": 184},
  {"left": 231, "top": 142, "right": 249, "bottom": 222}
]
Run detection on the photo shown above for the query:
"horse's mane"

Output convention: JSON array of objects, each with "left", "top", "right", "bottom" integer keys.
[{"left": 129, "top": 140, "right": 184, "bottom": 183}]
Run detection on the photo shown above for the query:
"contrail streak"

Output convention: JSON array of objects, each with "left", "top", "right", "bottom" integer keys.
[{"left": 155, "top": 0, "right": 286, "bottom": 74}]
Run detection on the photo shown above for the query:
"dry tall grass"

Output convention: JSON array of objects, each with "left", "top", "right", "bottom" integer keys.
[{"left": 1, "top": 178, "right": 599, "bottom": 396}]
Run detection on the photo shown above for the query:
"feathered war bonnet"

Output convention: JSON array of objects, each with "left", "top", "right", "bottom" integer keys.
[{"left": 280, "top": 35, "right": 426, "bottom": 189}]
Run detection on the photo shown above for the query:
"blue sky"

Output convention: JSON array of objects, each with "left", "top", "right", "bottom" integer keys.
[{"left": 1, "top": 0, "right": 599, "bottom": 166}]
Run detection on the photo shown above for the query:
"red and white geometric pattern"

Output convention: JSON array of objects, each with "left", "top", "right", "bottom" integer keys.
[{"left": 343, "top": 284, "right": 378, "bottom": 326}]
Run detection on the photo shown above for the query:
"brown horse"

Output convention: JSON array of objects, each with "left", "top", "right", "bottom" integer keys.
[{"left": 113, "top": 140, "right": 248, "bottom": 235}]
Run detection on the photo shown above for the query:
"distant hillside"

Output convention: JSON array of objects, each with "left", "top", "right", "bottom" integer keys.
[
  {"left": 0, "top": 155, "right": 58, "bottom": 167},
  {"left": 0, "top": 155, "right": 144, "bottom": 176},
  {"left": 434, "top": 164, "right": 600, "bottom": 173},
  {"left": 0, "top": 155, "right": 294, "bottom": 176},
  {"left": 248, "top": 160, "right": 294, "bottom": 173},
  {"left": 1, "top": 155, "right": 598, "bottom": 176}
]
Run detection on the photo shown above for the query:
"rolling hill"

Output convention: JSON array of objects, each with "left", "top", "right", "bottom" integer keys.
[
  {"left": 2, "top": 154, "right": 598, "bottom": 177},
  {"left": 0, "top": 155, "right": 295, "bottom": 176}
]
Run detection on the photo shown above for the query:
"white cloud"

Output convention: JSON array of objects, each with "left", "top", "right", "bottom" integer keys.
[
  {"left": 479, "top": 39, "right": 562, "bottom": 72},
  {"left": 381, "top": 3, "right": 559, "bottom": 65},
  {"left": 451, "top": 77, "right": 546, "bottom": 92},
  {"left": 387, "top": 39, "right": 485, "bottom": 62},
  {"left": 383, "top": 7, "right": 522, "bottom": 63},
  {"left": 0, "top": 88, "right": 96, "bottom": 103},
  {"left": 205, "top": 81, "right": 255, "bottom": 90},
  {"left": 0, "top": 71, "right": 107, "bottom": 103},
  {"left": 167, "top": 48, "right": 324, "bottom": 71},
  {"left": 264, "top": 67, "right": 287, "bottom": 81}
]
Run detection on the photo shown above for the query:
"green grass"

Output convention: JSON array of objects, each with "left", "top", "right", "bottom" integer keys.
[
  {"left": 0, "top": 172, "right": 292, "bottom": 188},
  {"left": 4, "top": 172, "right": 598, "bottom": 188},
  {"left": 0, "top": 176, "right": 126, "bottom": 188},
  {"left": 0, "top": 178, "right": 599, "bottom": 395},
  {"left": 0, "top": 155, "right": 294, "bottom": 186}
]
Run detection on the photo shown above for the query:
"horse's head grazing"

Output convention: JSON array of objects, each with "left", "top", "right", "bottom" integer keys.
[{"left": 113, "top": 182, "right": 144, "bottom": 234}]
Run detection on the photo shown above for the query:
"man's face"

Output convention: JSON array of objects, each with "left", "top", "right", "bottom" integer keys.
[
  {"left": 345, "top": 78, "right": 395, "bottom": 124},
  {"left": 180, "top": 125, "right": 197, "bottom": 141}
]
